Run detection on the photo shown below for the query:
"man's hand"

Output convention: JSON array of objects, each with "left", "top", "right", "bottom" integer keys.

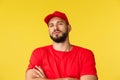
[
  {"left": 33, "top": 66, "right": 46, "bottom": 78},
  {"left": 26, "top": 65, "right": 46, "bottom": 80}
]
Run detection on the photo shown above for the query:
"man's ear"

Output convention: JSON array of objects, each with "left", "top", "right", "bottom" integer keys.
[{"left": 68, "top": 24, "right": 71, "bottom": 32}]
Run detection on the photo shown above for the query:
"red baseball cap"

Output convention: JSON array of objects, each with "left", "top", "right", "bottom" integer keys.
[{"left": 44, "top": 11, "right": 69, "bottom": 25}]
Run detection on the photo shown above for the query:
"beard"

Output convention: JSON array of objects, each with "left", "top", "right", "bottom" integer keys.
[{"left": 50, "top": 29, "right": 68, "bottom": 43}]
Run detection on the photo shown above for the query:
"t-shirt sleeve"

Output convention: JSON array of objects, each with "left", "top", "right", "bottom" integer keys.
[
  {"left": 80, "top": 50, "right": 97, "bottom": 77},
  {"left": 27, "top": 48, "right": 42, "bottom": 70}
]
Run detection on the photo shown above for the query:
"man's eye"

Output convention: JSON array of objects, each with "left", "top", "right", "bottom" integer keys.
[
  {"left": 58, "top": 22, "right": 63, "bottom": 25},
  {"left": 49, "top": 24, "right": 54, "bottom": 27}
]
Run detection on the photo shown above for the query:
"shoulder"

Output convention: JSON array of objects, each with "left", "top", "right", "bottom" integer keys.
[
  {"left": 74, "top": 45, "right": 93, "bottom": 52},
  {"left": 33, "top": 45, "right": 52, "bottom": 51},
  {"left": 73, "top": 45, "right": 94, "bottom": 56},
  {"left": 31, "top": 45, "right": 52, "bottom": 55}
]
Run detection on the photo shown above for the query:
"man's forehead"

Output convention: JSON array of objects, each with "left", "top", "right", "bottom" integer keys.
[{"left": 48, "top": 17, "right": 66, "bottom": 24}]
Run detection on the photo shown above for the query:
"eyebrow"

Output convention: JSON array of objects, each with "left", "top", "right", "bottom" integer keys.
[{"left": 57, "top": 20, "right": 65, "bottom": 23}]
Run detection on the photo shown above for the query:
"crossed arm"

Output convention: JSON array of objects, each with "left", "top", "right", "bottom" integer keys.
[{"left": 25, "top": 66, "right": 98, "bottom": 80}]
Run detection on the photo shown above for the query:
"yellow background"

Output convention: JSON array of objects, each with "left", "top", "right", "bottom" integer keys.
[{"left": 0, "top": 0, "right": 120, "bottom": 80}]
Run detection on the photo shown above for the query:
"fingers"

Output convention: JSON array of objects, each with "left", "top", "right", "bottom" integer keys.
[
  {"left": 33, "top": 68, "right": 44, "bottom": 78},
  {"left": 35, "top": 66, "right": 46, "bottom": 78},
  {"left": 33, "top": 65, "right": 46, "bottom": 78}
]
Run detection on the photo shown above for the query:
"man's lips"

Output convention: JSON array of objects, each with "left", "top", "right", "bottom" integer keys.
[{"left": 53, "top": 31, "right": 61, "bottom": 35}]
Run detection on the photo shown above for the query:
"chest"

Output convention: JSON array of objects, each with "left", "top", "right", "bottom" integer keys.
[{"left": 41, "top": 52, "right": 81, "bottom": 78}]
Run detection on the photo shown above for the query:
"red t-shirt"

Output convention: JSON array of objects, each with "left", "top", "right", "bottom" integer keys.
[{"left": 27, "top": 45, "right": 97, "bottom": 79}]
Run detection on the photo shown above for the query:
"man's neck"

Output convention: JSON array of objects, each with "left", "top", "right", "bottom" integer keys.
[{"left": 52, "top": 40, "right": 72, "bottom": 52}]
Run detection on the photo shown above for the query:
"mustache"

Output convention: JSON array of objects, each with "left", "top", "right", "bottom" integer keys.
[{"left": 53, "top": 29, "right": 62, "bottom": 33}]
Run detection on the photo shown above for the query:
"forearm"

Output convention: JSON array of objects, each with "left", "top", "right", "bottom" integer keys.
[
  {"left": 26, "top": 67, "right": 79, "bottom": 80},
  {"left": 27, "top": 77, "right": 79, "bottom": 80}
]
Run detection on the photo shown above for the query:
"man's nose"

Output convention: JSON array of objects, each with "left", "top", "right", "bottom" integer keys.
[{"left": 54, "top": 25, "right": 58, "bottom": 30}]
